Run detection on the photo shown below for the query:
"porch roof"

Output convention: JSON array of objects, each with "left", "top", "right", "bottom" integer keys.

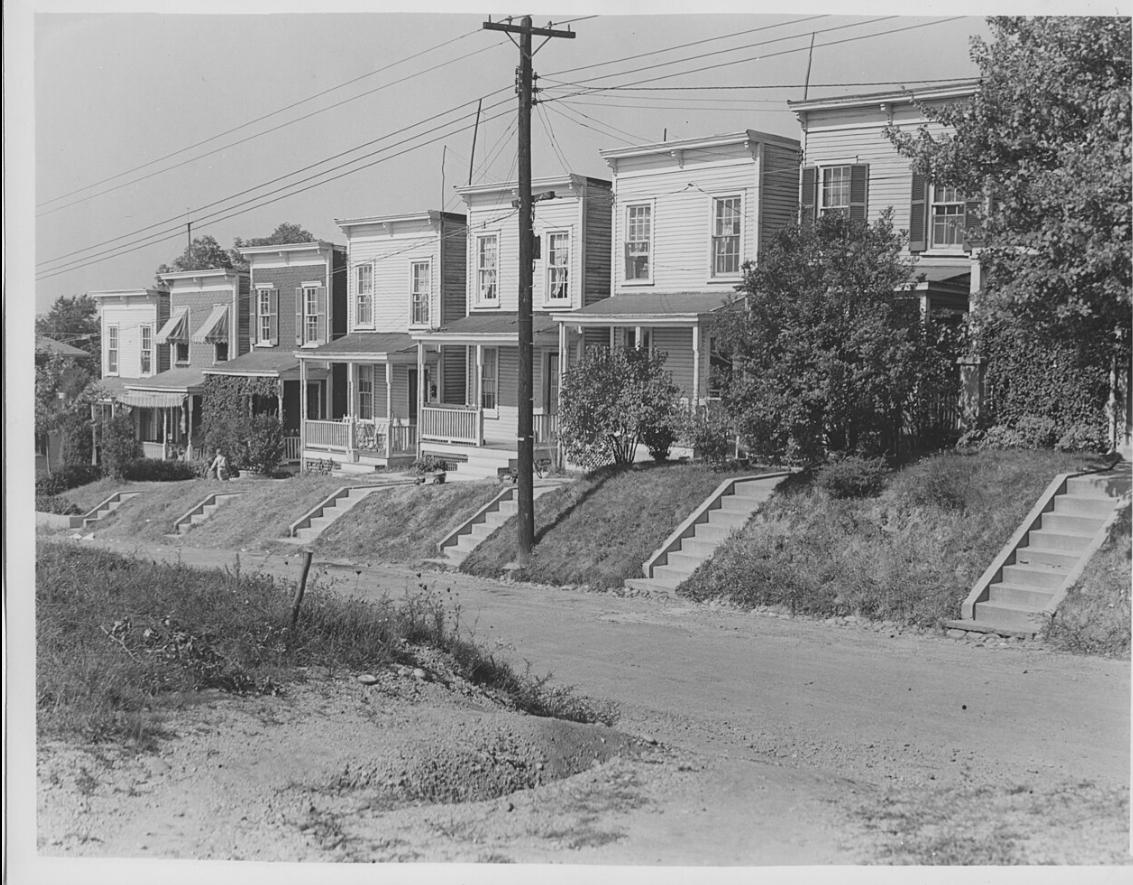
[
  {"left": 553, "top": 292, "right": 738, "bottom": 325},
  {"left": 295, "top": 331, "right": 416, "bottom": 360},
  {"left": 201, "top": 349, "right": 297, "bottom": 378},
  {"left": 122, "top": 366, "right": 206, "bottom": 394},
  {"left": 910, "top": 264, "right": 971, "bottom": 291},
  {"left": 116, "top": 390, "right": 189, "bottom": 409},
  {"left": 412, "top": 312, "right": 559, "bottom": 345}
]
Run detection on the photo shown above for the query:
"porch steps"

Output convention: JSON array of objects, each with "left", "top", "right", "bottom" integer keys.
[
  {"left": 421, "top": 446, "right": 515, "bottom": 483},
  {"left": 173, "top": 493, "right": 240, "bottom": 535},
  {"left": 944, "top": 462, "right": 1130, "bottom": 637},
  {"left": 623, "top": 472, "right": 792, "bottom": 596},
  {"left": 79, "top": 491, "right": 141, "bottom": 529},
  {"left": 284, "top": 480, "right": 416, "bottom": 545},
  {"left": 435, "top": 482, "right": 562, "bottom": 568}
]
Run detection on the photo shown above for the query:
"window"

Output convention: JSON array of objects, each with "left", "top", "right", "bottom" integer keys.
[
  {"left": 106, "top": 324, "right": 119, "bottom": 374},
  {"left": 410, "top": 261, "right": 430, "bottom": 325},
  {"left": 820, "top": 166, "right": 851, "bottom": 215},
  {"left": 546, "top": 231, "right": 570, "bottom": 300},
  {"left": 930, "top": 184, "right": 965, "bottom": 250},
  {"left": 355, "top": 264, "right": 373, "bottom": 326},
  {"left": 625, "top": 204, "right": 651, "bottom": 281},
  {"left": 140, "top": 325, "right": 153, "bottom": 374},
  {"left": 257, "top": 287, "right": 276, "bottom": 345},
  {"left": 711, "top": 196, "right": 742, "bottom": 276},
  {"left": 304, "top": 285, "right": 319, "bottom": 343},
  {"left": 357, "top": 365, "right": 373, "bottom": 420},
  {"left": 214, "top": 342, "right": 228, "bottom": 363},
  {"left": 621, "top": 328, "right": 650, "bottom": 350},
  {"left": 477, "top": 236, "right": 498, "bottom": 303},
  {"left": 175, "top": 342, "right": 190, "bottom": 366},
  {"left": 480, "top": 347, "right": 498, "bottom": 411}
]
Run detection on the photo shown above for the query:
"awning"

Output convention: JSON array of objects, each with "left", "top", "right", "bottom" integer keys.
[
  {"left": 191, "top": 304, "right": 229, "bottom": 343},
  {"left": 155, "top": 307, "right": 189, "bottom": 344},
  {"left": 115, "top": 390, "right": 187, "bottom": 408}
]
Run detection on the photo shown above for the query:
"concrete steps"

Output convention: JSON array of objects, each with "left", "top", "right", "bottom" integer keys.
[
  {"left": 80, "top": 491, "right": 140, "bottom": 528},
  {"left": 286, "top": 485, "right": 397, "bottom": 545},
  {"left": 438, "top": 483, "right": 560, "bottom": 567},
  {"left": 947, "top": 462, "right": 1130, "bottom": 637},
  {"left": 174, "top": 493, "right": 240, "bottom": 534},
  {"left": 624, "top": 472, "right": 790, "bottom": 596}
]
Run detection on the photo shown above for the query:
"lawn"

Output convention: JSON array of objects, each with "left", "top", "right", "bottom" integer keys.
[
  {"left": 36, "top": 542, "right": 612, "bottom": 746},
  {"left": 460, "top": 461, "right": 735, "bottom": 589},
  {"left": 314, "top": 480, "right": 501, "bottom": 564},
  {"left": 679, "top": 449, "right": 1108, "bottom": 629}
]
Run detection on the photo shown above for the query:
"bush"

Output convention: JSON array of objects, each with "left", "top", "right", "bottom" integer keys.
[
  {"left": 682, "top": 406, "right": 733, "bottom": 467},
  {"left": 412, "top": 454, "right": 447, "bottom": 474},
  {"left": 58, "top": 410, "right": 94, "bottom": 467},
  {"left": 100, "top": 412, "right": 142, "bottom": 479},
  {"left": 1056, "top": 423, "right": 1109, "bottom": 453},
  {"left": 816, "top": 455, "right": 889, "bottom": 499},
  {"left": 242, "top": 414, "right": 285, "bottom": 474},
  {"left": 903, "top": 457, "right": 971, "bottom": 513},
  {"left": 35, "top": 464, "right": 102, "bottom": 497},
  {"left": 120, "top": 458, "right": 198, "bottom": 482},
  {"left": 641, "top": 422, "right": 677, "bottom": 462},
  {"left": 35, "top": 493, "right": 81, "bottom": 515}
]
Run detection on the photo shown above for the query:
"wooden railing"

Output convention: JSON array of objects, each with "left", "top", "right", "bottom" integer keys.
[
  {"left": 283, "top": 436, "right": 302, "bottom": 462},
  {"left": 354, "top": 418, "right": 387, "bottom": 454},
  {"left": 421, "top": 405, "right": 481, "bottom": 445},
  {"left": 389, "top": 423, "right": 417, "bottom": 455},
  {"left": 533, "top": 412, "right": 559, "bottom": 444},
  {"left": 305, "top": 419, "right": 350, "bottom": 452}
]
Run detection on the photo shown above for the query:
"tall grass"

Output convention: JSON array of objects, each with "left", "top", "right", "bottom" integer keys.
[
  {"left": 680, "top": 450, "right": 1099, "bottom": 627},
  {"left": 36, "top": 542, "right": 613, "bottom": 745},
  {"left": 460, "top": 462, "right": 726, "bottom": 589}
]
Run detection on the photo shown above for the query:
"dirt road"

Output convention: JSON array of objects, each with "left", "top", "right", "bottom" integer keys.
[{"left": 39, "top": 538, "right": 1133, "bottom": 864}]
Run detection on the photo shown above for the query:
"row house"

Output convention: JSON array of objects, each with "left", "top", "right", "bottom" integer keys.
[
  {"left": 296, "top": 211, "right": 467, "bottom": 469},
  {"left": 206, "top": 240, "right": 347, "bottom": 461},
  {"left": 410, "top": 174, "right": 613, "bottom": 477},
  {"left": 788, "top": 80, "right": 982, "bottom": 318},
  {"left": 552, "top": 130, "right": 801, "bottom": 408}
]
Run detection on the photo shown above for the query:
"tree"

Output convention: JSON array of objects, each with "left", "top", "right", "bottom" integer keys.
[
  {"left": 713, "top": 212, "right": 958, "bottom": 464},
  {"left": 559, "top": 347, "right": 680, "bottom": 469},
  {"left": 230, "top": 222, "right": 316, "bottom": 269},
  {"left": 887, "top": 17, "right": 1131, "bottom": 374},
  {"left": 36, "top": 294, "right": 101, "bottom": 357},
  {"left": 156, "top": 235, "right": 234, "bottom": 284},
  {"left": 35, "top": 349, "right": 96, "bottom": 454}
]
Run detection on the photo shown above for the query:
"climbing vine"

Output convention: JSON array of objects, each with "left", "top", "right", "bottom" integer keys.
[{"left": 200, "top": 375, "right": 285, "bottom": 471}]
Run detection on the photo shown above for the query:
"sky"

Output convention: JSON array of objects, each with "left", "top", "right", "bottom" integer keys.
[{"left": 26, "top": 7, "right": 1002, "bottom": 315}]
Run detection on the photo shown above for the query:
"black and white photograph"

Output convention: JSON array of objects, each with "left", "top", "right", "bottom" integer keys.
[{"left": 6, "top": 1, "right": 1132, "bottom": 881}]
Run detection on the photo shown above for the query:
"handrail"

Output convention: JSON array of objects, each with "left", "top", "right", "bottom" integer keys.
[
  {"left": 436, "top": 486, "right": 515, "bottom": 552},
  {"left": 641, "top": 471, "right": 791, "bottom": 578}
]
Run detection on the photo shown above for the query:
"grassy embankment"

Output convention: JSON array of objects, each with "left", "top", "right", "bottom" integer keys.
[
  {"left": 36, "top": 542, "right": 613, "bottom": 747},
  {"left": 313, "top": 480, "right": 500, "bottom": 564},
  {"left": 679, "top": 450, "right": 1118, "bottom": 630},
  {"left": 460, "top": 461, "right": 737, "bottom": 589}
]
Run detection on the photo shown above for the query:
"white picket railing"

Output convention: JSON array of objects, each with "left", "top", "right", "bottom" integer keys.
[
  {"left": 305, "top": 419, "right": 350, "bottom": 451},
  {"left": 534, "top": 412, "right": 559, "bottom": 444},
  {"left": 421, "top": 405, "right": 481, "bottom": 445},
  {"left": 283, "top": 435, "right": 302, "bottom": 462}
]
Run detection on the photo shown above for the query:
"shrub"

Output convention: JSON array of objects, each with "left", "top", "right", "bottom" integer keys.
[
  {"left": 412, "top": 454, "right": 447, "bottom": 474},
  {"left": 903, "top": 457, "right": 971, "bottom": 513},
  {"left": 99, "top": 412, "right": 141, "bottom": 480},
  {"left": 35, "top": 493, "right": 81, "bottom": 515},
  {"left": 35, "top": 464, "right": 102, "bottom": 497},
  {"left": 242, "top": 414, "right": 285, "bottom": 474},
  {"left": 682, "top": 406, "right": 733, "bottom": 467},
  {"left": 58, "top": 410, "right": 94, "bottom": 467},
  {"left": 1056, "top": 423, "right": 1109, "bottom": 453},
  {"left": 641, "top": 422, "right": 677, "bottom": 462},
  {"left": 120, "top": 458, "right": 198, "bottom": 482},
  {"left": 816, "top": 455, "right": 889, "bottom": 499}
]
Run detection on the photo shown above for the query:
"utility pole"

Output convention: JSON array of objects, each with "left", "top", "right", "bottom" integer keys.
[{"left": 482, "top": 15, "right": 575, "bottom": 566}]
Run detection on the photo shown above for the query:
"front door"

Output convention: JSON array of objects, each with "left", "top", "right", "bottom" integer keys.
[
  {"left": 408, "top": 369, "right": 418, "bottom": 425},
  {"left": 306, "top": 382, "right": 322, "bottom": 419}
]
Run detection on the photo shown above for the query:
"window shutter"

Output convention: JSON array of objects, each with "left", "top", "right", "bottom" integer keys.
[
  {"left": 849, "top": 164, "right": 869, "bottom": 222},
  {"left": 253, "top": 291, "right": 262, "bottom": 345},
  {"left": 909, "top": 172, "right": 928, "bottom": 253},
  {"left": 269, "top": 289, "right": 279, "bottom": 346},
  {"left": 800, "top": 166, "right": 817, "bottom": 225},
  {"left": 317, "top": 285, "right": 328, "bottom": 343},
  {"left": 962, "top": 199, "right": 983, "bottom": 251},
  {"left": 295, "top": 288, "right": 304, "bottom": 346}
]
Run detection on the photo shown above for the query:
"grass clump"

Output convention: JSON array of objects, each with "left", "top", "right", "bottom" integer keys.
[
  {"left": 37, "top": 542, "right": 611, "bottom": 746},
  {"left": 460, "top": 462, "right": 727, "bottom": 589},
  {"left": 815, "top": 455, "right": 890, "bottom": 499},
  {"left": 1044, "top": 503, "right": 1131, "bottom": 657},
  {"left": 314, "top": 481, "right": 499, "bottom": 563},
  {"left": 680, "top": 450, "right": 1098, "bottom": 628}
]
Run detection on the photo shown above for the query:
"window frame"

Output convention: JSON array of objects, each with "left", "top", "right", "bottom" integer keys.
[
  {"left": 106, "top": 323, "right": 119, "bottom": 375},
  {"left": 302, "top": 283, "right": 320, "bottom": 344},
  {"left": 139, "top": 324, "right": 153, "bottom": 375},
  {"left": 174, "top": 341, "right": 190, "bottom": 367},
  {"left": 355, "top": 263, "right": 374, "bottom": 328},
  {"left": 256, "top": 286, "right": 276, "bottom": 346},
  {"left": 409, "top": 259, "right": 432, "bottom": 327},
  {"left": 709, "top": 194, "right": 743, "bottom": 279},
  {"left": 480, "top": 346, "right": 499, "bottom": 414},
  {"left": 544, "top": 229, "right": 571, "bottom": 303},
  {"left": 357, "top": 364, "right": 374, "bottom": 420},
  {"left": 818, "top": 165, "right": 852, "bottom": 216},
  {"left": 213, "top": 341, "right": 229, "bottom": 364},
  {"left": 623, "top": 201, "right": 654, "bottom": 285},
  {"left": 928, "top": 183, "right": 967, "bottom": 253},
  {"left": 475, "top": 234, "right": 499, "bottom": 307}
]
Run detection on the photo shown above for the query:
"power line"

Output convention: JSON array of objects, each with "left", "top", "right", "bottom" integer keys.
[
  {"left": 549, "top": 100, "right": 652, "bottom": 146},
  {"left": 546, "top": 77, "right": 979, "bottom": 92},
  {"left": 536, "top": 104, "right": 573, "bottom": 176},
  {"left": 37, "top": 28, "right": 484, "bottom": 210}
]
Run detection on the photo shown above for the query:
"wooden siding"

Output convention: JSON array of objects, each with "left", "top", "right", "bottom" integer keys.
[
  {"left": 250, "top": 264, "right": 330, "bottom": 350},
  {"left": 441, "top": 345, "right": 467, "bottom": 404},
  {"left": 166, "top": 280, "right": 245, "bottom": 369},
  {"left": 583, "top": 186, "right": 613, "bottom": 306},
  {"left": 759, "top": 143, "right": 801, "bottom": 254},
  {"left": 652, "top": 326, "right": 696, "bottom": 397},
  {"left": 101, "top": 300, "right": 163, "bottom": 380},
  {"left": 440, "top": 218, "right": 468, "bottom": 325},
  {"left": 331, "top": 248, "right": 348, "bottom": 339}
]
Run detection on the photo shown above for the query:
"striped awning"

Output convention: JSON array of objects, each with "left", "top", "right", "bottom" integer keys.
[
  {"left": 116, "top": 390, "right": 187, "bottom": 408},
  {"left": 191, "top": 304, "right": 229, "bottom": 343},
  {"left": 155, "top": 307, "right": 189, "bottom": 344}
]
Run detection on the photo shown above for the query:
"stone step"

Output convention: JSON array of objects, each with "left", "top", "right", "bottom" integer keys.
[
  {"left": 717, "top": 496, "right": 759, "bottom": 515},
  {"left": 1026, "top": 528, "right": 1097, "bottom": 553},
  {"left": 706, "top": 509, "right": 750, "bottom": 530},
  {"left": 694, "top": 523, "right": 738, "bottom": 544},
  {"left": 665, "top": 551, "right": 704, "bottom": 573},
  {"left": 1000, "top": 562, "right": 1069, "bottom": 591},
  {"left": 985, "top": 582, "right": 1056, "bottom": 608},
  {"left": 1013, "top": 546, "right": 1082, "bottom": 570},
  {"left": 678, "top": 537, "right": 722, "bottom": 558},
  {"left": 730, "top": 482, "right": 773, "bottom": 501},
  {"left": 1038, "top": 512, "right": 1106, "bottom": 536},
  {"left": 1065, "top": 473, "right": 1131, "bottom": 496},
  {"left": 1053, "top": 494, "right": 1121, "bottom": 517},
  {"left": 971, "top": 601, "right": 1047, "bottom": 634},
  {"left": 650, "top": 563, "right": 693, "bottom": 589}
]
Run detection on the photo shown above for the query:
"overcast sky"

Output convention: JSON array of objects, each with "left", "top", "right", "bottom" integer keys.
[{"left": 25, "top": 8, "right": 1002, "bottom": 313}]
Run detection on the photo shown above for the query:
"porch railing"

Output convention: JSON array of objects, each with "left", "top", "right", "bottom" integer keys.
[
  {"left": 421, "top": 405, "right": 482, "bottom": 446},
  {"left": 305, "top": 419, "right": 350, "bottom": 452},
  {"left": 533, "top": 412, "right": 559, "bottom": 445},
  {"left": 389, "top": 423, "right": 417, "bottom": 455},
  {"left": 283, "top": 435, "right": 302, "bottom": 462},
  {"left": 304, "top": 418, "right": 418, "bottom": 459}
]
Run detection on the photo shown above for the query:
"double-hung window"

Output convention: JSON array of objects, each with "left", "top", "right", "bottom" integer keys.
[
  {"left": 355, "top": 264, "right": 373, "bottom": 326},
  {"left": 175, "top": 342, "right": 190, "bottom": 366},
  {"left": 303, "top": 285, "right": 319, "bottom": 344},
  {"left": 477, "top": 235, "right": 498, "bottom": 304},
  {"left": 820, "top": 166, "right": 851, "bottom": 215},
  {"left": 410, "top": 260, "right": 430, "bottom": 326},
  {"left": 357, "top": 365, "right": 373, "bottom": 420},
  {"left": 929, "top": 184, "right": 965, "bottom": 250},
  {"left": 139, "top": 325, "right": 153, "bottom": 374},
  {"left": 257, "top": 287, "right": 277, "bottom": 345},
  {"left": 625, "top": 204, "right": 651, "bottom": 282},
  {"left": 711, "top": 196, "right": 742, "bottom": 276},
  {"left": 480, "top": 347, "right": 498, "bottom": 411},
  {"left": 546, "top": 231, "right": 570, "bottom": 301},
  {"left": 106, "top": 324, "right": 119, "bottom": 375}
]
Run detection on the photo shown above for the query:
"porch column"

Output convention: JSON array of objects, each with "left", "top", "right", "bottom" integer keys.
[
  {"left": 416, "top": 344, "right": 426, "bottom": 418},
  {"left": 609, "top": 326, "right": 615, "bottom": 349},
  {"left": 475, "top": 344, "right": 484, "bottom": 446},
  {"left": 276, "top": 379, "right": 283, "bottom": 420},
  {"left": 691, "top": 322, "right": 701, "bottom": 408},
  {"left": 557, "top": 321, "right": 567, "bottom": 467},
  {"left": 187, "top": 397, "right": 194, "bottom": 459},
  {"left": 322, "top": 361, "right": 332, "bottom": 419},
  {"left": 90, "top": 403, "right": 98, "bottom": 466},
  {"left": 162, "top": 408, "right": 169, "bottom": 459},
  {"left": 346, "top": 361, "right": 356, "bottom": 461},
  {"left": 386, "top": 361, "right": 394, "bottom": 459},
  {"left": 635, "top": 325, "right": 642, "bottom": 350},
  {"left": 299, "top": 358, "right": 308, "bottom": 461}
]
